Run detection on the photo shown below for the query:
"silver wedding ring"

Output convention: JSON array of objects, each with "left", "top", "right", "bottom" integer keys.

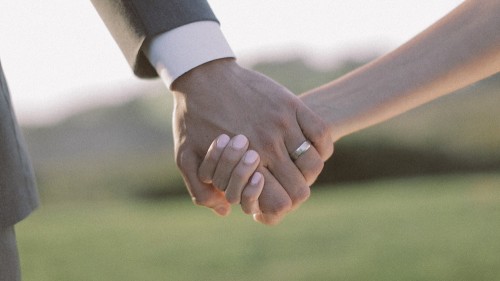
[{"left": 290, "top": 140, "right": 311, "bottom": 161}]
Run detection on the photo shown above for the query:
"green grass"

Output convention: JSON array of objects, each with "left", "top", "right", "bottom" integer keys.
[{"left": 17, "top": 174, "right": 500, "bottom": 281}]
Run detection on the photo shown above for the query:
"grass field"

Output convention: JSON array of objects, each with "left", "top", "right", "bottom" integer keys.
[{"left": 17, "top": 174, "right": 500, "bottom": 281}]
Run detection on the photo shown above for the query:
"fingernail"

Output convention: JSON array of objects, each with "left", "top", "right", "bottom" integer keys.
[
  {"left": 201, "top": 178, "right": 212, "bottom": 184},
  {"left": 250, "top": 172, "right": 262, "bottom": 185},
  {"left": 216, "top": 134, "right": 230, "bottom": 149},
  {"left": 253, "top": 213, "right": 262, "bottom": 222},
  {"left": 232, "top": 135, "right": 248, "bottom": 149},
  {"left": 243, "top": 150, "right": 259, "bottom": 164}
]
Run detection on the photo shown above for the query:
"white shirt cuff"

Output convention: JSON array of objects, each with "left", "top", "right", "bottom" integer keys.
[{"left": 144, "top": 21, "right": 235, "bottom": 89}]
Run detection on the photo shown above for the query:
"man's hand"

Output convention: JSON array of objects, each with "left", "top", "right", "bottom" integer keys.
[{"left": 171, "top": 58, "right": 333, "bottom": 224}]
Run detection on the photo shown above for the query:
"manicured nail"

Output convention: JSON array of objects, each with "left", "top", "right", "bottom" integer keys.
[
  {"left": 250, "top": 172, "right": 262, "bottom": 185},
  {"left": 216, "top": 134, "right": 230, "bottom": 149},
  {"left": 243, "top": 150, "right": 259, "bottom": 165},
  {"left": 232, "top": 135, "right": 248, "bottom": 149}
]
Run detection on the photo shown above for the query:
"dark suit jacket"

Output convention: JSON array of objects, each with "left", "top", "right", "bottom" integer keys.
[
  {"left": 0, "top": 0, "right": 218, "bottom": 227},
  {"left": 0, "top": 63, "right": 38, "bottom": 228},
  {"left": 90, "top": 0, "right": 219, "bottom": 78}
]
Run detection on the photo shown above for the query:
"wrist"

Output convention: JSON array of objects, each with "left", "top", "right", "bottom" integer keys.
[{"left": 171, "top": 58, "right": 238, "bottom": 92}]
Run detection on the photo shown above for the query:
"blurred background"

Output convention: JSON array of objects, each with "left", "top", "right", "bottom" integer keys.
[{"left": 1, "top": 1, "right": 500, "bottom": 280}]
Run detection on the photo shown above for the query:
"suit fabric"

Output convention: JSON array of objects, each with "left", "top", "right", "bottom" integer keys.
[
  {"left": 0, "top": 62, "right": 38, "bottom": 229},
  {"left": 1, "top": 1, "right": 217, "bottom": 279},
  {"left": 0, "top": 226, "right": 21, "bottom": 280},
  {"left": 0, "top": 0, "right": 217, "bottom": 229},
  {"left": 0, "top": 62, "right": 37, "bottom": 281},
  {"left": 90, "top": 0, "right": 219, "bottom": 78}
]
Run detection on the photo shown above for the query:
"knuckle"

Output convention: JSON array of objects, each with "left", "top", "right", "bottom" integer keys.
[
  {"left": 266, "top": 107, "right": 292, "bottom": 131},
  {"left": 260, "top": 139, "right": 277, "bottom": 154},
  {"left": 283, "top": 95, "right": 299, "bottom": 109},
  {"left": 264, "top": 198, "right": 292, "bottom": 215},
  {"left": 322, "top": 143, "right": 334, "bottom": 161},
  {"left": 291, "top": 186, "right": 311, "bottom": 204},
  {"left": 327, "top": 143, "right": 335, "bottom": 159},
  {"left": 316, "top": 121, "right": 330, "bottom": 138},
  {"left": 301, "top": 157, "right": 324, "bottom": 182},
  {"left": 257, "top": 139, "right": 283, "bottom": 162},
  {"left": 311, "top": 120, "right": 331, "bottom": 144},
  {"left": 312, "top": 159, "right": 325, "bottom": 176},
  {"left": 255, "top": 125, "right": 272, "bottom": 138},
  {"left": 275, "top": 115, "right": 292, "bottom": 131}
]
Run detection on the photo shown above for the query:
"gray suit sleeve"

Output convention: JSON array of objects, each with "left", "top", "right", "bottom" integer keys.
[{"left": 90, "top": 0, "right": 219, "bottom": 78}]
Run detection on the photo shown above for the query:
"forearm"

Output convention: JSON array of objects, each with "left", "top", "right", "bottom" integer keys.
[{"left": 301, "top": 0, "right": 500, "bottom": 142}]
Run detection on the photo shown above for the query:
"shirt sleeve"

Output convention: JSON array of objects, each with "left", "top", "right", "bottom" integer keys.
[
  {"left": 90, "top": 0, "right": 221, "bottom": 78},
  {"left": 144, "top": 21, "right": 235, "bottom": 88}
]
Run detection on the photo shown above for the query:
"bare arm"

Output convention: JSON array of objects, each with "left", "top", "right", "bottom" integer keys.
[{"left": 301, "top": 0, "right": 500, "bottom": 141}]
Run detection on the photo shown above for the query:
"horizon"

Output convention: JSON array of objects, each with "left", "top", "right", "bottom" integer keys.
[{"left": 0, "top": 0, "right": 463, "bottom": 125}]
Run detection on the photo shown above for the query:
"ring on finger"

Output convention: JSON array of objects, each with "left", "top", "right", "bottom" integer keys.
[{"left": 290, "top": 140, "right": 311, "bottom": 161}]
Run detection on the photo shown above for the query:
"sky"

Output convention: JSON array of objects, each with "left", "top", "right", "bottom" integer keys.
[{"left": 0, "top": 0, "right": 463, "bottom": 125}]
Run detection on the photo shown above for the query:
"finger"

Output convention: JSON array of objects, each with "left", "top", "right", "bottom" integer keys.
[
  {"left": 240, "top": 172, "right": 264, "bottom": 214},
  {"left": 253, "top": 167, "right": 292, "bottom": 225},
  {"left": 225, "top": 150, "right": 260, "bottom": 204},
  {"left": 265, "top": 126, "right": 312, "bottom": 207},
  {"left": 212, "top": 134, "right": 249, "bottom": 191},
  {"left": 198, "top": 134, "right": 231, "bottom": 184},
  {"left": 267, "top": 152, "right": 311, "bottom": 209},
  {"left": 287, "top": 139, "right": 324, "bottom": 186},
  {"left": 253, "top": 212, "right": 284, "bottom": 226},
  {"left": 177, "top": 149, "right": 231, "bottom": 216},
  {"left": 297, "top": 104, "right": 334, "bottom": 161}
]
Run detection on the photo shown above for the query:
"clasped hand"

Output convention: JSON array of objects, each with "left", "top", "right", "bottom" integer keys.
[{"left": 171, "top": 58, "right": 333, "bottom": 225}]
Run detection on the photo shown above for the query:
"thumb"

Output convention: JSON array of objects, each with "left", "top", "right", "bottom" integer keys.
[{"left": 177, "top": 150, "right": 231, "bottom": 216}]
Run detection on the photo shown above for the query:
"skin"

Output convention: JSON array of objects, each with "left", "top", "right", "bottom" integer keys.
[
  {"left": 171, "top": 58, "right": 333, "bottom": 225},
  {"left": 199, "top": 0, "right": 500, "bottom": 224},
  {"left": 302, "top": 0, "right": 500, "bottom": 142},
  {"left": 199, "top": 134, "right": 264, "bottom": 215}
]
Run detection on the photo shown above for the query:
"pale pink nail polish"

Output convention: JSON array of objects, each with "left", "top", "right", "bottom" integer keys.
[
  {"left": 250, "top": 172, "right": 262, "bottom": 185},
  {"left": 232, "top": 135, "right": 248, "bottom": 149},
  {"left": 243, "top": 150, "right": 258, "bottom": 164},
  {"left": 216, "top": 134, "right": 230, "bottom": 149}
]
